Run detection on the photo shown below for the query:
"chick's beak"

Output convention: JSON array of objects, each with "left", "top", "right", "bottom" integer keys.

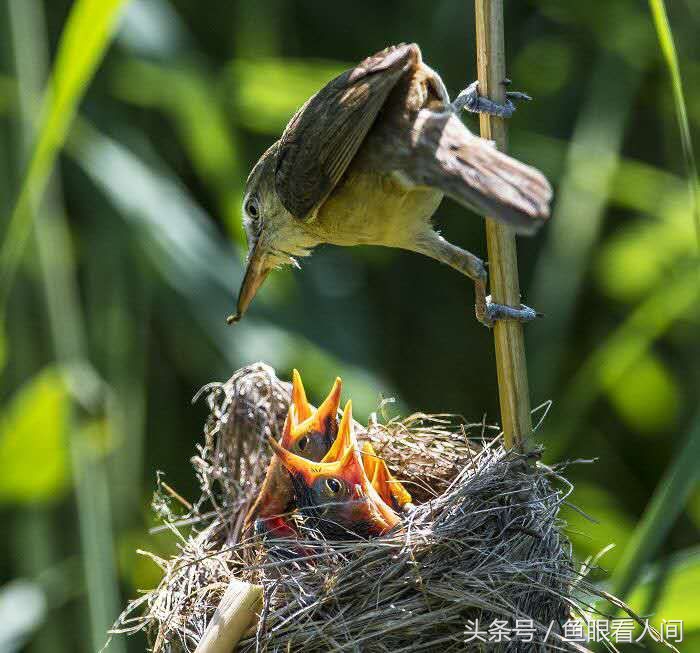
[
  {"left": 316, "top": 377, "right": 342, "bottom": 430},
  {"left": 369, "top": 455, "right": 413, "bottom": 510},
  {"left": 361, "top": 441, "right": 379, "bottom": 479},
  {"left": 353, "top": 451, "right": 401, "bottom": 533},
  {"left": 279, "top": 404, "right": 299, "bottom": 449},
  {"left": 228, "top": 238, "right": 273, "bottom": 324},
  {"left": 322, "top": 405, "right": 401, "bottom": 533},
  {"left": 321, "top": 399, "right": 352, "bottom": 462},
  {"left": 243, "top": 408, "right": 296, "bottom": 528},
  {"left": 266, "top": 434, "right": 322, "bottom": 487},
  {"left": 291, "top": 369, "right": 313, "bottom": 421}
]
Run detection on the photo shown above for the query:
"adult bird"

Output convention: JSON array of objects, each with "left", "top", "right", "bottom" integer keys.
[{"left": 231, "top": 43, "right": 551, "bottom": 327}]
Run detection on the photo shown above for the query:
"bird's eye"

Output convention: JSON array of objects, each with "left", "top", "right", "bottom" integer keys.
[
  {"left": 245, "top": 197, "right": 260, "bottom": 219},
  {"left": 325, "top": 478, "right": 342, "bottom": 494},
  {"left": 297, "top": 436, "right": 309, "bottom": 452}
]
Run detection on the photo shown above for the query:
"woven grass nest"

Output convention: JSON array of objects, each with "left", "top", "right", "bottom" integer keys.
[{"left": 115, "top": 362, "right": 654, "bottom": 652}]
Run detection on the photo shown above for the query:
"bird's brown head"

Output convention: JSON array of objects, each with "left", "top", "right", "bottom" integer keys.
[
  {"left": 229, "top": 143, "right": 281, "bottom": 324},
  {"left": 267, "top": 401, "right": 401, "bottom": 538},
  {"left": 229, "top": 143, "right": 317, "bottom": 324}
]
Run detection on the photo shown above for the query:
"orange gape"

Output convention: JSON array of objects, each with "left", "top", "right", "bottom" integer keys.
[
  {"left": 268, "top": 401, "right": 400, "bottom": 539},
  {"left": 244, "top": 370, "right": 341, "bottom": 536},
  {"left": 361, "top": 442, "right": 413, "bottom": 511}
]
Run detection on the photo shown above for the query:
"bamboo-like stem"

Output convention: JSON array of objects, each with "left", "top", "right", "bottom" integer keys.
[
  {"left": 194, "top": 579, "right": 263, "bottom": 653},
  {"left": 474, "top": 0, "right": 533, "bottom": 452}
]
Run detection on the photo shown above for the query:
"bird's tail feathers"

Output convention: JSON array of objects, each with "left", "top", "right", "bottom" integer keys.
[{"left": 409, "top": 113, "right": 552, "bottom": 235}]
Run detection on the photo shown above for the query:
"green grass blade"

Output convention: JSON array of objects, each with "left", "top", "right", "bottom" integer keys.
[
  {"left": 71, "top": 426, "right": 124, "bottom": 653},
  {"left": 0, "top": 0, "right": 129, "bottom": 314},
  {"left": 610, "top": 411, "right": 700, "bottom": 601},
  {"left": 648, "top": 0, "right": 700, "bottom": 249}
]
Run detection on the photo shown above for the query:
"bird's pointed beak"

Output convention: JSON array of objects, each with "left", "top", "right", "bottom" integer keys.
[
  {"left": 368, "top": 452, "right": 413, "bottom": 510},
  {"left": 291, "top": 369, "right": 313, "bottom": 422},
  {"left": 344, "top": 443, "right": 401, "bottom": 533},
  {"left": 321, "top": 399, "right": 353, "bottom": 462},
  {"left": 267, "top": 428, "right": 359, "bottom": 488},
  {"left": 311, "top": 377, "right": 342, "bottom": 433},
  {"left": 228, "top": 238, "right": 273, "bottom": 324},
  {"left": 324, "top": 403, "right": 400, "bottom": 532},
  {"left": 279, "top": 404, "right": 298, "bottom": 449},
  {"left": 361, "top": 441, "right": 379, "bottom": 479},
  {"left": 243, "top": 407, "right": 296, "bottom": 528},
  {"left": 292, "top": 376, "right": 342, "bottom": 440},
  {"left": 266, "top": 434, "right": 322, "bottom": 487},
  {"left": 323, "top": 421, "right": 400, "bottom": 533}
]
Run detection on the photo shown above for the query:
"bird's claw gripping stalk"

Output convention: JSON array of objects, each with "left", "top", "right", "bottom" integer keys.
[
  {"left": 451, "top": 80, "right": 531, "bottom": 119},
  {"left": 476, "top": 295, "right": 540, "bottom": 327},
  {"left": 411, "top": 235, "right": 541, "bottom": 328},
  {"left": 473, "top": 267, "right": 541, "bottom": 328}
]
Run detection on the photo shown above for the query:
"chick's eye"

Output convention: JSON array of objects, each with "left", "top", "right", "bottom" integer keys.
[
  {"left": 245, "top": 198, "right": 259, "bottom": 219},
  {"left": 297, "top": 436, "right": 309, "bottom": 452},
  {"left": 325, "top": 478, "right": 342, "bottom": 494}
]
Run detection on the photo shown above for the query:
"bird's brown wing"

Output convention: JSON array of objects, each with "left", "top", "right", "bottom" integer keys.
[{"left": 275, "top": 43, "right": 419, "bottom": 221}]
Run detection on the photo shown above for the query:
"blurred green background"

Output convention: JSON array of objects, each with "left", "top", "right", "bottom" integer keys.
[{"left": 0, "top": 0, "right": 698, "bottom": 651}]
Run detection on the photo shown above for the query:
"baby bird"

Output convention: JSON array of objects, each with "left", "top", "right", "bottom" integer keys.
[
  {"left": 245, "top": 371, "right": 341, "bottom": 536},
  {"left": 267, "top": 401, "right": 401, "bottom": 539}
]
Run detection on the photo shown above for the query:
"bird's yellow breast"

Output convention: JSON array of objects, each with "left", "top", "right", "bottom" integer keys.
[{"left": 311, "top": 166, "right": 442, "bottom": 248}]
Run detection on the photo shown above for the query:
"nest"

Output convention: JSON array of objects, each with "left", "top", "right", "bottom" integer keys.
[{"left": 114, "top": 362, "right": 657, "bottom": 652}]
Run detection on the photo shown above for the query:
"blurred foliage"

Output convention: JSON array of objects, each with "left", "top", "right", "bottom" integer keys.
[
  {"left": 225, "top": 58, "right": 349, "bottom": 134},
  {"left": 0, "top": 0, "right": 128, "bottom": 311},
  {"left": 0, "top": 0, "right": 698, "bottom": 651},
  {"left": 0, "top": 368, "right": 69, "bottom": 504},
  {"left": 0, "top": 579, "right": 47, "bottom": 653},
  {"left": 610, "top": 410, "right": 700, "bottom": 603}
]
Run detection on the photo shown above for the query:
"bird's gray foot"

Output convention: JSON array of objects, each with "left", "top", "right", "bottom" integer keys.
[
  {"left": 409, "top": 233, "right": 541, "bottom": 328},
  {"left": 477, "top": 296, "right": 540, "bottom": 327},
  {"left": 451, "top": 80, "right": 531, "bottom": 119},
  {"left": 473, "top": 273, "right": 541, "bottom": 328}
]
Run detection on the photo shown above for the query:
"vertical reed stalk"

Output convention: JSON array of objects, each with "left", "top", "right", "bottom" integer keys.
[{"left": 474, "top": 0, "right": 533, "bottom": 452}]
